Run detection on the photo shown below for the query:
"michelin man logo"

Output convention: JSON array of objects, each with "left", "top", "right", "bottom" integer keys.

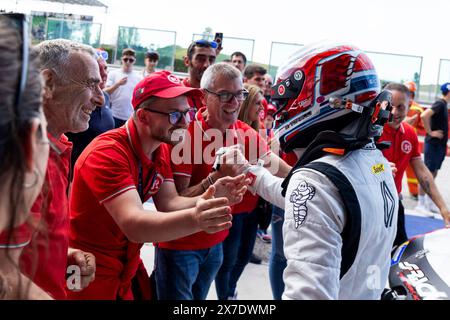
[{"left": 290, "top": 180, "right": 316, "bottom": 229}]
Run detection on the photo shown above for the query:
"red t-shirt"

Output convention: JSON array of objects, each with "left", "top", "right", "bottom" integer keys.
[
  {"left": 160, "top": 108, "right": 269, "bottom": 250},
  {"left": 18, "top": 133, "right": 72, "bottom": 300},
  {"left": 67, "top": 119, "right": 173, "bottom": 300},
  {"left": 182, "top": 77, "right": 204, "bottom": 109},
  {"left": 378, "top": 122, "right": 421, "bottom": 193}
]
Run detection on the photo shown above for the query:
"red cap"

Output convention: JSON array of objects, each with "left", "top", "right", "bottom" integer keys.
[
  {"left": 132, "top": 71, "right": 202, "bottom": 109},
  {"left": 266, "top": 103, "right": 277, "bottom": 116}
]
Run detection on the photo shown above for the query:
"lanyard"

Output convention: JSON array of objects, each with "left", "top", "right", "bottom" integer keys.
[{"left": 126, "top": 120, "right": 158, "bottom": 202}]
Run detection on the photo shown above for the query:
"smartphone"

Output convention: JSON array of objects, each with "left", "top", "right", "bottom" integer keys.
[{"left": 214, "top": 32, "right": 223, "bottom": 50}]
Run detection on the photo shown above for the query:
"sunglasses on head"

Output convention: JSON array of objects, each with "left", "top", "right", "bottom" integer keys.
[
  {"left": 95, "top": 49, "right": 108, "bottom": 61},
  {"left": 2, "top": 13, "right": 29, "bottom": 110},
  {"left": 194, "top": 39, "right": 218, "bottom": 49},
  {"left": 123, "top": 57, "right": 135, "bottom": 63}
]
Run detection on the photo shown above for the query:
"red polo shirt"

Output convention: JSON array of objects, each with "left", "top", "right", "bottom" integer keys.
[
  {"left": 378, "top": 122, "right": 421, "bottom": 193},
  {"left": 18, "top": 133, "right": 72, "bottom": 300},
  {"left": 160, "top": 108, "right": 269, "bottom": 250},
  {"left": 182, "top": 77, "right": 204, "bottom": 109},
  {"left": 67, "top": 119, "right": 173, "bottom": 300}
]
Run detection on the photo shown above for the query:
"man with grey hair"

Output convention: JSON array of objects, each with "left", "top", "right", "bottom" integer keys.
[
  {"left": 18, "top": 39, "right": 104, "bottom": 299},
  {"left": 159, "top": 62, "right": 291, "bottom": 300}
]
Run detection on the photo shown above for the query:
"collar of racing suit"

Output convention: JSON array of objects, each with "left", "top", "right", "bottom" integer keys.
[{"left": 280, "top": 131, "right": 373, "bottom": 197}]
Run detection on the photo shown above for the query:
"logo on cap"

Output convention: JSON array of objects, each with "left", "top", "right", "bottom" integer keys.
[
  {"left": 135, "top": 87, "right": 144, "bottom": 98},
  {"left": 167, "top": 74, "right": 180, "bottom": 84},
  {"left": 278, "top": 84, "right": 286, "bottom": 96}
]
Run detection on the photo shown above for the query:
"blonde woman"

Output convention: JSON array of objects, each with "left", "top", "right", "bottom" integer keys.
[{"left": 238, "top": 84, "right": 265, "bottom": 131}]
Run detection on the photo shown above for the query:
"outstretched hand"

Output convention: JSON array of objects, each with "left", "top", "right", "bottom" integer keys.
[
  {"left": 217, "top": 145, "right": 250, "bottom": 177},
  {"left": 214, "top": 174, "right": 251, "bottom": 205},
  {"left": 440, "top": 208, "right": 450, "bottom": 227},
  {"left": 194, "top": 185, "right": 232, "bottom": 234},
  {"left": 66, "top": 248, "right": 96, "bottom": 291}
]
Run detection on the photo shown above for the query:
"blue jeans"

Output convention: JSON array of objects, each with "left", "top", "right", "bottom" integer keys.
[
  {"left": 155, "top": 243, "right": 223, "bottom": 300},
  {"left": 269, "top": 205, "right": 287, "bottom": 300},
  {"left": 215, "top": 210, "right": 258, "bottom": 300}
]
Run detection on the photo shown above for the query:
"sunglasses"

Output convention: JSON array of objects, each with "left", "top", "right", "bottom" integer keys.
[
  {"left": 143, "top": 108, "right": 196, "bottom": 125},
  {"left": 204, "top": 88, "right": 249, "bottom": 103},
  {"left": 3, "top": 13, "right": 29, "bottom": 110},
  {"left": 95, "top": 49, "right": 108, "bottom": 61},
  {"left": 122, "top": 57, "right": 135, "bottom": 63},
  {"left": 194, "top": 39, "right": 218, "bottom": 49}
]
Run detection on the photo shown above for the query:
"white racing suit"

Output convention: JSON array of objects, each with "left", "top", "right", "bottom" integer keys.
[{"left": 247, "top": 142, "right": 398, "bottom": 299}]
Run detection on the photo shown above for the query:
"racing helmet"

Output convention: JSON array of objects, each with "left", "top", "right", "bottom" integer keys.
[{"left": 271, "top": 42, "right": 391, "bottom": 152}]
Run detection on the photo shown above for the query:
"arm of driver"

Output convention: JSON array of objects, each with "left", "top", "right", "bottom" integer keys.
[
  {"left": 247, "top": 165, "right": 285, "bottom": 209},
  {"left": 282, "top": 169, "right": 344, "bottom": 300},
  {"left": 103, "top": 187, "right": 232, "bottom": 244},
  {"left": 263, "top": 151, "right": 292, "bottom": 178}
]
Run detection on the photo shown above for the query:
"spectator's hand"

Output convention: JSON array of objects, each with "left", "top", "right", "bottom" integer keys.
[
  {"left": 67, "top": 248, "right": 96, "bottom": 291},
  {"left": 440, "top": 208, "right": 450, "bottom": 226},
  {"left": 217, "top": 145, "right": 249, "bottom": 177},
  {"left": 389, "top": 162, "right": 397, "bottom": 178},
  {"left": 430, "top": 130, "right": 444, "bottom": 139},
  {"left": 213, "top": 174, "right": 251, "bottom": 205},
  {"left": 117, "top": 77, "right": 128, "bottom": 86},
  {"left": 194, "top": 185, "right": 232, "bottom": 234}
]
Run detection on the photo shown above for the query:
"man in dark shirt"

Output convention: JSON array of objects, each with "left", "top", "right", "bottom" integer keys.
[{"left": 417, "top": 82, "right": 449, "bottom": 213}]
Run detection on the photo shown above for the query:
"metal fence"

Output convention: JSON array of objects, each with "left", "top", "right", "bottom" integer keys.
[
  {"left": 436, "top": 59, "right": 450, "bottom": 98},
  {"left": 115, "top": 26, "right": 177, "bottom": 71},
  {"left": 268, "top": 41, "right": 303, "bottom": 79},
  {"left": 45, "top": 18, "right": 102, "bottom": 47},
  {"left": 26, "top": 16, "right": 447, "bottom": 103}
]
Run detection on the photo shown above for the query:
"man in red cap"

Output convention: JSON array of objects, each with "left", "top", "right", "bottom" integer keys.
[{"left": 67, "top": 71, "right": 248, "bottom": 300}]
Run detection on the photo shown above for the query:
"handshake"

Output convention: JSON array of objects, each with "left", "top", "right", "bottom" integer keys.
[{"left": 211, "top": 145, "right": 266, "bottom": 194}]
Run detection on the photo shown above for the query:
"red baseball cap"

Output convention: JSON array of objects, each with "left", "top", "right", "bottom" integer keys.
[{"left": 132, "top": 70, "right": 202, "bottom": 109}]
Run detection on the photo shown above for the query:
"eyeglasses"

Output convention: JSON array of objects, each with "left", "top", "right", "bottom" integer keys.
[
  {"left": 122, "top": 57, "right": 135, "bottom": 63},
  {"left": 3, "top": 13, "right": 29, "bottom": 111},
  {"left": 194, "top": 39, "right": 218, "bottom": 49},
  {"left": 143, "top": 108, "right": 196, "bottom": 125},
  {"left": 95, "top": 49, "right": 108, "bottom": 61},
  {"left": 204, "top": 88, "right": 249, "bottom": 103}
]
